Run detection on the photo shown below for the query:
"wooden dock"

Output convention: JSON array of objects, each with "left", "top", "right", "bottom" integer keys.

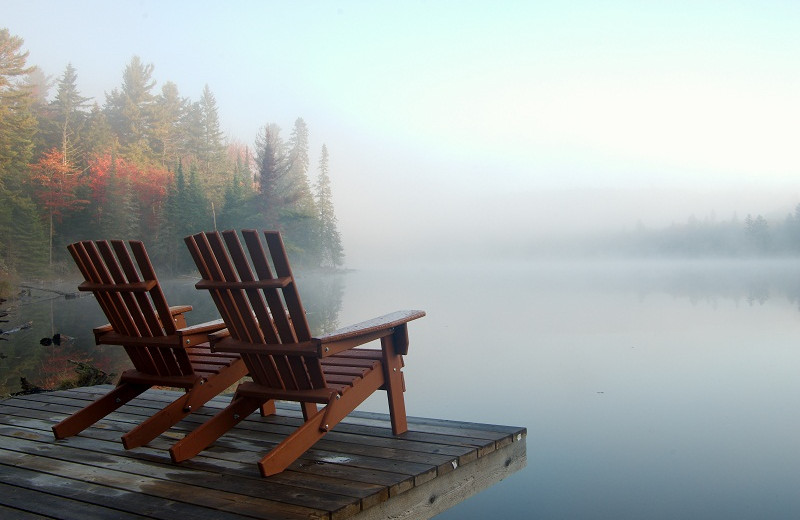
[{"left": 0, "top": 386, "right": 526, "bottom": 519}]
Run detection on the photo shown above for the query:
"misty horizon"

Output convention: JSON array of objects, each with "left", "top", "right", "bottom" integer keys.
[{"left": 4, "top": 1, "right": 799, "bottom": 269}]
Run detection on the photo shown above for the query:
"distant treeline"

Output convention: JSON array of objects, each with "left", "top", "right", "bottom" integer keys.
[
  {"left": 0, "top": 28, "right": 343, "bottom": 280},
  {"left": 608, "top": 207, "right": 800, "bottom": 258}
]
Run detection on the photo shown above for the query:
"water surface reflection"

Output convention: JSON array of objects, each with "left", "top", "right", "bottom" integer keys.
[{"left": 2, "top": 260, "right": 800, "bottom": 519}]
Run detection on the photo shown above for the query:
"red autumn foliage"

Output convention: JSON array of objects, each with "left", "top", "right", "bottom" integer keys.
[
  {"left": 29, "top": 148, "right": 87, "bottom": 222},
  {"left": 87, "top": 152, "right": 172, "bottom": 234}
]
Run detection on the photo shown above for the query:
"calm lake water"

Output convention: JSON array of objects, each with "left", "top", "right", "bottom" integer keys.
[{"left": 3, "top": 259, "right": 800, "bottom": 519}]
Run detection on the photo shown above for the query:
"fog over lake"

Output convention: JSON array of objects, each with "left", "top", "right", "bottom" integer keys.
[{"left": 4, "top": 259, "right": 800, "bottom": 518}]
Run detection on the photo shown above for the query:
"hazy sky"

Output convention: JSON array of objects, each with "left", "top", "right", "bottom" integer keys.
[{"left": 5, "top": 1, "right": 800, "bottom": 264}]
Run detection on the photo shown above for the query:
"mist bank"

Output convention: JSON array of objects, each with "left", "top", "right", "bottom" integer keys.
[{"left": 340, "top": 187, "right": 800, "bottom": 268}]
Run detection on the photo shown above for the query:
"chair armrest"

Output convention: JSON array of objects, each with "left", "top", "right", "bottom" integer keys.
[
  {"left": 92, "top": 305, "right": 198, "bottom": 344},
  {"left": 176, "top": 318, "right": 226, "bottom": 347},
  {"left": 208, "top": 310, "right": 425, "bottom": 357},
  {"left": 92, "top": 317, "right": 224, "bottom": 348},
  {"left": 169, "top": 305, "right": 193, "bottom": 316},
  {"left": 317, "top": 309, "right": 425, "bottom": 356}
]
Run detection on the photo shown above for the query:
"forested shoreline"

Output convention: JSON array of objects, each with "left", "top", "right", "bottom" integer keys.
[
  {"left": 0, "top": 28, "right": 343, "bottom": 291},
  {"left": 597, "top": 210, "right": 800, "bottom": 258}
]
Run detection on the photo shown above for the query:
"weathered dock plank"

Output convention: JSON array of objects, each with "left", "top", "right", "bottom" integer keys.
[{"left": 0, "top": 386, "right": 526, "bottom": 519}]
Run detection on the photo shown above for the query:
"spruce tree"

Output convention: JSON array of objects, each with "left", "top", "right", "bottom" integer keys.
[
  {"left": 314, "top": 145, "right": 343, "bottom": 268},
  {"left": 50, "top": 64, "right": 91, "bottom": 168},
  {"left": 255, "top": 125, "right": 286, "bottom": 229},
  {"left": 282, "top": 118, "right": 319, "bottom": 262},
  {"left": 104, "top": 56, "right": 156, "bottom": 164},
  {"left": 218, "top": 151, "right": 255, "bottom": 230},
  {"left": 0, "top": 28, "right": 37, "bottom": 191},
  {"left": 151, "top": 81, "right": 187, "bottom": 168},
  {"left": 0, "top": 29, "right": 46, "bottom": 274}
]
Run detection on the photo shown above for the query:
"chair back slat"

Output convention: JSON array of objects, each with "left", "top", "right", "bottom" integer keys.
[
  {"left": 234, "top": 230, "right": 314, "bottom": 390},
  {"left": 221, "top": 231, "right": 299, "bottom": 388},
  {"left": 187, "top": 230, "right": 326, "bottom": 391},
  {"left": 187, "top": 232, "right": 286, "bottom": 388},
  {"left": 71, "top": 242, "right": 134, "bottom": 336},
  {"left": 128, "top": 241, "right": 177, "bottom": 335},
  {"left": 255, "top": 230, "right": 326, "bottom": 387},
  {"left": 96, "top": 241, "right": 156, "bottom": 337},
  {"left": 67, "top": 239, "right": 194, "bottom": 378}
]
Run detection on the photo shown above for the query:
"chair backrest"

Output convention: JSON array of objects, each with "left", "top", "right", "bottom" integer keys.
[
  {"left": 184, "top": 230, "right": 327, "bottom": 391},
  {"left": 68, "top": 239, "right": 194, "bottom": 377}
]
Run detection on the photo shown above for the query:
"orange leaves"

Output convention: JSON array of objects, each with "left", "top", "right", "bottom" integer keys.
[
  {"left": 87, "top": 151, "right": 172, "bottom": 234},
  {"left": 29, "top": 148, "right": 87, "bottom": 222}
]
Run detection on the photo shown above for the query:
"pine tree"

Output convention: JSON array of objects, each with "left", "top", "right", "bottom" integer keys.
[
  {"left": 49, "top": 64, "right": 91, "bottom": 167},
  {"left": 82, "top": 104, "right": 115, "bottom": 158},
  {"left": 218, "top": 151, "right": 255, "bottom": 230},
  {"left": 282, "top": 118, "right": 319, "bottom": 262},
  {"left": 0, "top": 28, "right": 38, "bottom": 191},
  {"left": 151, "top": 81, "right": 187, "bottom": 168},
  {"left": 314, "top": 145, "right": 343, "bottom": 268},
  {"left": 198, "top": 85, "right": 226, "bottom": 175},
  {"left": 0, "top": 29, "right": 46, "bottom": 274},
  {"left": 255, "top": 125, "right": 286, "bottom": 228},
  {"left": 105, "top": 56, "right": 156, "bottom": 164}
]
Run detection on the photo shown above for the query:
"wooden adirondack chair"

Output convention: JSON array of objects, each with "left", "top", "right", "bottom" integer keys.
[
  {"left": 52, "top": 239, "right": 248, "bottom": 450},
  {"left": 170, "top": 230, "right": 425, "bottom": 476}
]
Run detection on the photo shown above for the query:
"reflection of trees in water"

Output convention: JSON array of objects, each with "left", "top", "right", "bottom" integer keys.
[
  {"left": 297, "top": 271, "right": 345, "bottom": 335},
  {"left": 0, "top": 273, "right": 346, "bottom": 395},
  {"left": 0, "top": 287, "right": 123, "bottom": 395},
  {"left": 625, "top": 261, "right": 800, "bottom": 309}
]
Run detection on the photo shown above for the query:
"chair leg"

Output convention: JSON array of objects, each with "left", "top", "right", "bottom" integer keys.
[
  {"left": 122, "top": 359, "right": 248, "bottom": 449},
  {"left": 169, "top": 394, "right": 262, "bottom": 463},
  {"left": 260, "top": 400, "right": 277, "bottom": 417},
  {"left": 52, "top": 382, "right": 149, "bottom": 440},
  {"left": 300, "top": 401, "right": 317, "bottom": 421},
  {"left": 381, "top": 335, "right": 408, "bottom": 435},
  {"left": 259, "top": 367, "right": 385, "bottom": 476}
]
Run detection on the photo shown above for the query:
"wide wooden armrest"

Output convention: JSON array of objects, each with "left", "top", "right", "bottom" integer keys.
[
  {"left": 317, "top": 309, "right": 425, "bottom": 356},
  {"left": 176, "top": 318, "right": 226, "bottom": 346},
  {"left": 93, "top": 323, "right": 114, "bottom": 336},
  {"left": 208, "top": 328, "right": 230, "bottom": 346},
  {"left": 92, "top": 305, "right": 198, "bottom": 344},
  {"left": 208, "top": 310, "right": 424, "bottom": 357},
  {"left": 168, "top": 305, "right": 193, "bottom": 316}
]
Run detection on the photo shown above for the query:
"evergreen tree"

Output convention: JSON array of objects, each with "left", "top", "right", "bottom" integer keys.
[
  {"left": 155, "top": 162, "right": 182, "bottom": 272},
  {"left": 82, "top": 103, "right": 115, "bottom": 158},
  {"left": 218, "top": 151, "right": 255, "bottom": 230},
  {"left": 0, "top": 28, "right": 37, "bottom": 191},
  {"left": 255, "top": 124, "right": 286, "bottom": 228},
  {"left": 314, "top": 145, "right": 343, "bottom": 268},
  {"left": 23, "top": 66, "right": 52, "bottom": 158},
  {"left": 48, "top": 64, "right": 90, "bottom": 167},
  {"left": 184, "top": 163, "right": 211, "bottom": 235},
  {"left": 0, "top": 29, "right": 47, "bottom": 274},
  {"left": 105, "top": 56, "right": 156, "bottom": 164},
  {"left": 151, "top": 81, "right": 187, "bottom": 168},
  {"left": 281, "top": 118, "right": 319, "bottom": 262},
  {"left": 7, "top": 192, "right": 48, "bottom": 276}
]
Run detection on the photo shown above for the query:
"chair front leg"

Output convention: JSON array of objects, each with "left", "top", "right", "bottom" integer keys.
[
  {"left": 381, "top": 327, "right": 408, "bottom": 435},
  {"left": 169, "top": 394, "right": 262, "bottom": 463},
  {"left": 122, "top": 357, "right": 247, "bottom": 449}
]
